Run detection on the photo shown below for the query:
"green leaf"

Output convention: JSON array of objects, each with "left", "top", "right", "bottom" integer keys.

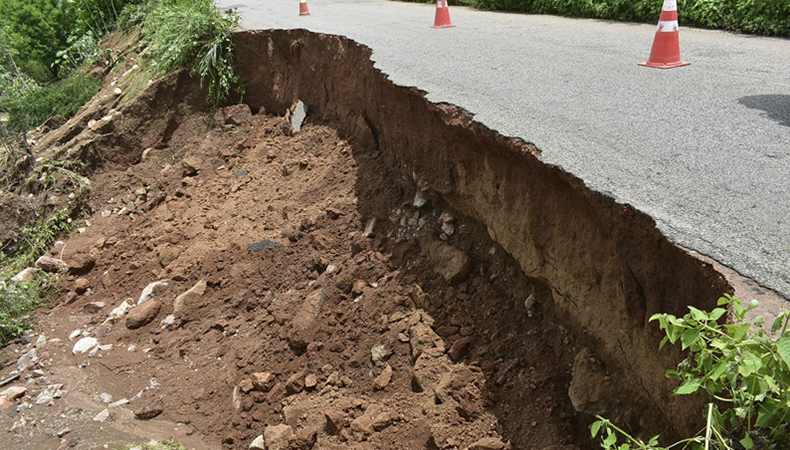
[
  {"left": 725, "top": 323, "right": 750, "bottom": 341},
  {"left": 709, "top": 307, "right": 727, "bottom": 321},
  {"left": 777, "top": 336, "right": 790, "bottom": 368},
  {"left": 771, "top": 312, "right": 787, "bottom": 333},
  {"left": 756, "top": 397, "right": 780, "bottom": 428},
  {"left": 591, "top": 421, "right": 602, "bottom": 438},
  {"left": 681, "top": 328, "right": 700, "bottom": 350},
  {"left": 740, "top": 433, "right": 754, "bottom": 449},
  {"left": 675, "top": 378, "right": 701, "bottom": 395},
  {"left": 688, "top": 306, "right": 707, "bottom": 322},
  {"left": 604, "top": 430, "right": 617, "bottom": 447}
]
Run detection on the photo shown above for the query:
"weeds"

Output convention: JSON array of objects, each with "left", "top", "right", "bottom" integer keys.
[
  {"left": 0, "top": 275, "right": 57, "bottom": 345},
  {"left": 593, "top": 295, "right": 790, "bottom": 450},
  {"left": 142, "top": 0, "right": 244, "bottom": 112},
  {"left": 0, "top": 209, "right": 74, "bottom": 279}
]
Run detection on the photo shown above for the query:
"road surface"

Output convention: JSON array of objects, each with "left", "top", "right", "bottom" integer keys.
[{"left": 218, "top": 0, "right": 790, "bottom": 298}]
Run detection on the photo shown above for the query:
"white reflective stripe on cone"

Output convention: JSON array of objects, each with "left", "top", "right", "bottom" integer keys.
[
  {"left": 663, "top": 0, "right": 677, "bottom": 11},
  {"left": 657, "top": 20, "right": 679, "bottom": 32}
]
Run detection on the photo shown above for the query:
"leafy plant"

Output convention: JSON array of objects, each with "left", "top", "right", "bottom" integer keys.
[
  {"left": 651, "top": 295, "right": 790, "bottom": 446},
  {"left": 592, "top": 296, "right": 790, "bottom": 450},
  {"left": 0, "top": 208, "right": 74, "bottom": 279},
  {"left": 0, "top": 275, "right": 57, "bottom": 345},
  {"left": 142, "top": 0, "right": 245, "bottom": 112}
]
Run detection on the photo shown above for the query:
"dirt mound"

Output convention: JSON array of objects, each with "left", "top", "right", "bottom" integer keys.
[{"left": 0, "top": 29, "right": 736, "bottom": 450}]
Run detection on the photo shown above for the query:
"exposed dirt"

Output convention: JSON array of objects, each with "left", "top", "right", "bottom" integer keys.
[{"left": 1, "top": 28, "right": 782, "bottom": 450}]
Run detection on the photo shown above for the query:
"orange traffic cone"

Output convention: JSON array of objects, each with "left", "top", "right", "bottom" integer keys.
[
  {"left": 639, "top": 0, "right": 689, "bottom": 68},
  {"left": 299, "top": 0, "right": 310, "bottom": 16},
  {"left": 431, "top": 0, "right": 455, "bottom": 29}
]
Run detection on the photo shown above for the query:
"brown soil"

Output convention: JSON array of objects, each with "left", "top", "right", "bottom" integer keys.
[
  {"left": 0, "top": 103, "right": 588, "bottom": 449},
  {"left": 2, "top": 28, "right": 777, "bottom": 450}
]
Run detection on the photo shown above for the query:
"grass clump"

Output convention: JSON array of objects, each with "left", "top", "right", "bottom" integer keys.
[
  {"left": 0, "top": 276, "right": 56, "bottom": 345},
  {"left": 0, "top": 71, "right": 101, "bottom": 133},
  {"left": 593, "top": 294, "right": 790, "bottom": 450},
  {"left": 142, "top": 0, "right": 244, "bottom": 112},
  {"left": 0, "top": 208, "right": 74, "bottom": 277}
]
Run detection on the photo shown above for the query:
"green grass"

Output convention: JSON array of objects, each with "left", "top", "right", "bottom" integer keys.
[
  {"left": 142, "top": 0, "right": 244, "bottom": 112},
  {"left": 0, "top": 208, "right": 74, "bottom": 345},
  {"left": 0, "top": 71, "right": 101, "bottom": 132},
  {"left": 0, "top": 275, "right": 56, "bottom": 344}
]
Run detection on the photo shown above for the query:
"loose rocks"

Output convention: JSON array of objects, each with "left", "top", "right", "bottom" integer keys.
[{"left": 126, "top": 299, "right": 161, "bottom": 329}]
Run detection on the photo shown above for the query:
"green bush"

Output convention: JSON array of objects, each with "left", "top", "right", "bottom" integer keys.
[
  {"left": 142, "top": 0, "right": 244, "bottom": 112},
  {"left": 0, "top": 276, "right": 55, "bottom": 345},
  {"left": 0, "top": 71, "right": 100, "bottom": 132},
  {"left": 592, "top": 295, "right": 790, "bottom": 450},
  {"left": 424, "top": 0, "right": 790, "bottom": 36}
]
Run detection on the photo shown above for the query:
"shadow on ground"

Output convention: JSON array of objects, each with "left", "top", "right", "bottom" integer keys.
[{"left": 739, "top": 95, "right": 790, "bottom": 127}]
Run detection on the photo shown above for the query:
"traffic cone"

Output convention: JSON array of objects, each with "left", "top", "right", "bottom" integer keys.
[
  {"left": 639, "top": 0, "right": 690, "bottom": 69},
  {"left": 299, "top": 0, "right": 310, "bottom": 16},
  {"left": 431, "top": 0, "right": 455, "bottom": 29}
]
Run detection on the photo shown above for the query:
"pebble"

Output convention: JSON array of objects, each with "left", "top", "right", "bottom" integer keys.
[
  {"left": 373, "top": 365, "right": 393, "bottom": 390},
  {"left": 72, "top": 337, "right": 99, "bottom": 355},
  {"left": 93, "top": 409, "right": 110, "bottom": 423}
]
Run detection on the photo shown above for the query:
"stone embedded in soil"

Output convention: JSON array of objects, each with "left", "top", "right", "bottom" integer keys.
[
  {"left": 172, "top": 279, "right": 207, "bottom": 315},
  {"left": 36, "top": 255, "right": 65, "bottom": 273},
  {"left": 305, "top": 374, "right": 318, "bottom": 389},
  {"left": 468, "top": 437, "right": 507, "bottom": 450},
  {"left": 10, "top": 267, "right": 38, "bottom": 282},
  {"left": 72, "top": 337, "right": 99, "bottom": 355},
  {"left": 285, "top": 372, "right": 305, "bottom": 395},
  {"left": 137, "top": 279, "right": 169, "bottom": 305},
  {"left": 125, "top": 299, "right": 161, "bottom": 329},
  {"left": 568, "top": 348, "right": 612, "bottom": 416},
  {"left": 239, "top": 378, "right": 254, "bottom": 394},
  {"left": 66, "top": 253, "right": 95, "bottom": 276},
  {"left": 134, "top": 397, "right": 163, "bottom": 420},
  {"left": 449, "top": 336, "right": 474, "bottom": 362},
  {"left": 247, "top": 239, "right": 285, "bottom": 252},
  {"left": 17, "top": 347, "right": 38, "bottom": 372},
  {"left": 216, "top": 104, "right": 252, "bottom": 126},
  {"left": 249, "top": 434, "right": 265, "bottom": 450},
  {"left": 426, "top": 242, "right": 472, "bottom": 285},
  {"left": 93, "top": 408, "right": 110, "bottom": 423},
  {"left": 251, "top": 372, "right": 276, "bottom": 392},
  {"left": 350, "top": 414, "right": 374, "bottom": 438},
  {"left": 74, "top": 277, "right": 90, "bottom": 294},
  {"left": 289, "top": 100, "right": 307, "bottom": 134},
  {"left": 287, "top": 289, "right": 325, "bottom": 350},
  {"left": 323, "top": 408, "right": 347, "bottom": 434},
  {"left": 373, "top": 364, "right": 393, "bottom": 390},
  {"left": 263, "top": 424, "right": 294, "bottom": 450},
  {"left": 83, "top": 302, "right": 106, "bottom": 314},
  {"left": 2, "top": 386, "right": 27, "bottom": 400},
  {"left": 105, "top": 299, "right": 133, "bottom": 323},
  {"left": 409, "top": 321, "right": 445, "bottom": 362}
]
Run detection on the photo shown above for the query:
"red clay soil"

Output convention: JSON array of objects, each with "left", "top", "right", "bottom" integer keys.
[{"left": 0, "top": 105, "right": 588, "bottom": 450}]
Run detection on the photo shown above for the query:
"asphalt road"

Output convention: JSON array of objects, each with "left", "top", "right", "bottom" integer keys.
[{"left": 217, "top": 0, "right": 790, "bottom": 297}]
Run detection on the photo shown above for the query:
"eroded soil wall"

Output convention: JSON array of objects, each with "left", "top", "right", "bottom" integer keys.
[{"left": 233, "top": 29, "right": 731, "bottom": 437}]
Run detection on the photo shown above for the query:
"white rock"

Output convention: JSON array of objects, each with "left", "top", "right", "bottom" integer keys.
[
  {"left": 2, "top": 386, "right": 27, "bottom": 400},
  {"left": 16, "top": 348, "right": 37, "bottom": 372},
  {"left": 72, "top": 337, "right": 99, "bottom": 355},
  {"left": 108, "top": 398, "right": 129, "bottom": 408},
  {"left": 413, "top": 190, "right": 428, "bottom": 208},
  {"left": 34, "top": 335, "right": 46, "bottom": 348},
  {"left": 105, "top": 300, "right": 133, "bottom": 323},
  {"left": 100, "top": 392, "right": 113, "bottom": 403},
  {"left": 137, "top": 280, "right": 169, "bottom": 305},
  {"left": 113, "top": 87, "right": 122, "bottom": 95},
  {"left": 249, "top": 434, "right": 265, "bottom": 450},
  {"left": 68, "top": 330, "right": 82, "bottom": 341},
  {"left": 93, "top": 408, "right": 110, "bottom": 422}
]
